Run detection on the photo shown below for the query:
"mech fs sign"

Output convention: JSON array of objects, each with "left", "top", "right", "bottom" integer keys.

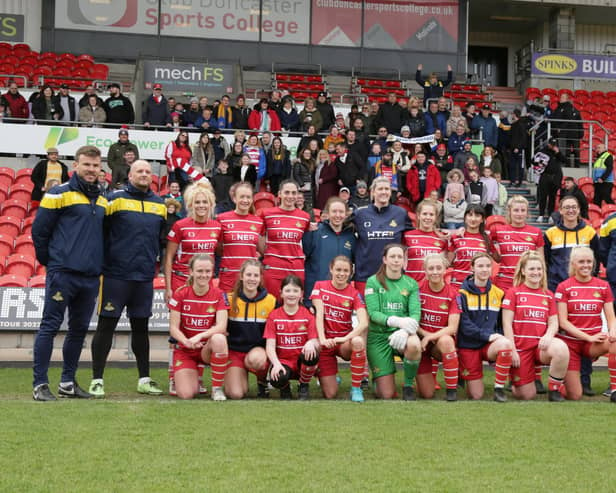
[{"left": 143, "top": 60, "right": 237, "bottom": 94}]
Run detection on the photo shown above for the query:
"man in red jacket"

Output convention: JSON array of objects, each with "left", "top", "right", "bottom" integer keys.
[
  {"left": 407, "top": 151, "right": 441, "bottom": 204},
  {"left": 3, "top": 80, "right": 29, "bottom": 123}
]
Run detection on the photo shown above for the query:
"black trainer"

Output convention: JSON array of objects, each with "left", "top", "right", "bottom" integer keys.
[
  {"left": 582, "top": 385, "right": 596, "bottom": 397},
  {"left": 58, "top": 382, "right": 92, "bottom": 399},
  {"left": 280, "top": 385, "right": 292, "bottom": 400},
  {"left": 493, "top": 387, "right": 507, "bottom": 403},
  {"left": 548, "top": 389, "right": 564, "bottom": 402},
  {"left": 610, "top": 390, "right": 616, "bottom": 403},
  {"left": 402, "top": 386, "right": 416, "bottom": 401},
  {"left": 298, "top": 383, "right": 310, "bottom": 401},
  {"left": 33, "top": 383, "right": 57, "bottom": 401},
  {"left": 256, "top": 382, "right": 270, "bottom": 399},
  {"left": 535, "top": 379, "right": 547, "bottom": 394},
  {"left": 360, "top": 377, "right": 370, "bottom": 391},
  {"left": 445, "top": 389, "right": 457, "bottom": 402}
]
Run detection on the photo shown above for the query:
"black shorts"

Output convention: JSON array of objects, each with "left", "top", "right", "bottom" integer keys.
[{"left": 98, "top": 277, "right": 154, "bottom": 319}]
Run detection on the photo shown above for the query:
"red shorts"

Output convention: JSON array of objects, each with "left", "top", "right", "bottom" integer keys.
[
  {"left": 418, "top": 342, "right": 438, "bottom": 375},
  {"left": 171, "top": 273, "right": 188, "bottom": 294},
  {"left": 173, "top": 346, "right": 204, "bottom": 372},
  {"left": 319, "top": 346, "right": 347, "bottom": 377},
  {"left": 511, "top": 347, "right": 542, "bottom": 387},
  {"left": 458, "top": 346, "right": 491, "bottom": 381},
  {"left": 277, "top": 357, "right": 301, "bottom": 378},
  {"left": 228, "top": 349, "right": 248, "bottom": 370},
  {"left": 264, "top": 268, "right": 305, "bottom": 300},
  {"left": 560, "top": 337, "right": 593, "bottom": 372}
]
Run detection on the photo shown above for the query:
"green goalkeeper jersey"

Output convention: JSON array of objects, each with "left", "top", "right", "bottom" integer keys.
[{"left": 364, "top": 274, "right": 421, "bottom": 335}]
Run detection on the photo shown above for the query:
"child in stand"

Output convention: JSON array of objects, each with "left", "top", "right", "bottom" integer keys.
[
  {"left": 465, "top": 169, "right": 486, "bottom": 207},
  {"left": 367, "top": 142, "right": 382, "bottom": 170},
  {"left": 211, "top": 159, "right": 234, "bottom": 205},
  {"left": 493, "top": 171, "right": 508, "bottom": 216},
  {"left": 480, "top": 166, "right": 499, "bottom": 216},
  {"left": 160, "top": 198, "right": 182, "bottom": 274},
  {"left": 444, "top": 168, "right": 465, "bottom": 201},
  {"left": 265, "top": 275, "right": 320, "bottom": 400}
]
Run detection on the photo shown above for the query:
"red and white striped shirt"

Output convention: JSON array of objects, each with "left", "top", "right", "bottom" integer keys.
[
  {"left": 310, "top": 280, "right": 365, "bottom": 338},
  {"left": 502, "top": 285, "right": 557, "bottom": 351},
  {"left": 168, "top": 285, "right": 230, "bottom": 346},
  {"left": 403, "top": 230, "right": 447, "bottom": 282},
  {"left": 448, "top": 232, "right": 488, "bottom": 286},
  {"left": 555, "top": 276, "right": 613, "bottom": 340},
  {"left": 264, "top": 305, "right": 317, "bottom": 364},
  {"left": 490, "top": 224, "right": 544, "bottom": 291},
  {"left": 217, "top": 211, "right": 263, "bottom": 292},
  {"left": 167, "top": 217, "right": 222, "bottom": 277},
  {"left": 418, "top": 279, "right": 460, "bottom": 334},
  {"left": 262, "top": 207, "right": 310, "bottom": 274}
]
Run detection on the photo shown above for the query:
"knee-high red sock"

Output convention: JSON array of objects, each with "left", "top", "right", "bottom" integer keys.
[
  {"left": 548, "top": 375, "right": 564, "bottom": 392},
  {"left": 351, "top": 350, "right": 366, "bottom": 388},
  {"left": 210, "top": 352, "right": 228, "bottom": 389},
  {"left": 609, "top": 354, "right": 616, "bottom": 391},
  {"left": 535, "top": 365, "right": 543, "bottom": 380},
  {"left": 253, "top": 361, "right": 269, "bottom": 383},
  {"left": 299, "top": 363, "right": 317, "bottom": 384},
  {"left": 494, "top": 350, "right": 512, "bottom": 387},
  {"left": 432, "top": 358, "right": 439, "bottom": 377},
  {"left": 442, "top": 351, "right": 459, "bottom": 390}
]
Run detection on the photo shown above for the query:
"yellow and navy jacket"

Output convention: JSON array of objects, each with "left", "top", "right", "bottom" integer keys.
[
  {"left": 544, "top": 219, "right": 599, "bottom": 292},
  {"left": 227, "top": 288, "right": 277, "bottom": 353},
  {"left": 103, "top": 183, "right": 166, "bottom": 281},
  {"left": 456, "top": 277, "right": 504, "bottom": 350},
  {"left": 600, "top": 212, "right": 616, "bottom": 291},
  {"left": 33, "top": 173, "right": 108, "bottom": 276}
]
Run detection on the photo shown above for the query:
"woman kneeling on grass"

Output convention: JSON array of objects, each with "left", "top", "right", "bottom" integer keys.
[
  {"left": 168, "top": 254, "right": 229, "bottom": 401},
  {"left": 457, "top": 252, "right": 513, "bottom": 402},
  {"left": 415, "top": 254, "right": 461, "bottom": 401},
  {"left": 365, "top": 244, "right": 422, "bottom": 400},
  {"left": 555, "top": 246, "right": 616, "bottom": 401},
  {"left": 311, "top": 256, "right": 369, "bottom": 402},
  {"left": 224, "top": 260, "right": 277, "bottom": 400},
  {"left": 265, "top": 275, "right": 320, "bottom": 400},
  {"left": 502, "top": 251, "right": 569, "bottom": 401}
]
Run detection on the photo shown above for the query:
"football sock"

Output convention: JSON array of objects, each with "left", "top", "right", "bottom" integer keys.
[
  {"left": 350, "top": 350, "right": 366, "bottom": 388},
  {"left": 494, "top": 350, "right": 513, "bottom": 388},
  {"left": 431, "top": 358, "right": 439, "bottom": 377},
  {"left": 299, "top": 362, "right": 317, "bottom": 384},
  {"left": 403, "top": 358, "right": 419, "bottom": 387},
  {"left": 442, "top": 351, "right": 459, "bottom": 390},
  {"left": 91, "top": 316, "right": 120, "bottom": 380},
  {"left": 609, "top": 354, "right": 616, "bottom": 391},
  {"left": 129, "top": 317, "right": 150, "bottom": 379},
  {"left": 210, "top": 353, "right": 228, "bottom": 389},
  {"left": 535, "top": 365, "right": 543, "bottom": 381},
  {"left": 548, "top": 374, "right": 564, "bottom": 392}
]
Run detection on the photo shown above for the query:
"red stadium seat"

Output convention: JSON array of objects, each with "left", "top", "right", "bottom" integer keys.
[
  {"left": 28, "top": 275, "right": 47, "bottom": 288},
  {"left": 0, "top": 183, "right": 8, "bottom": 202},
  {"left": 1, "top": 199, "right": 28, "bottom": 220},
  {"left": 5, "top": 254, "right": 35, "bottom": 278},
  {"left": 36, "top": 263, "right": 45, "bottom": 276},
  {"left": 394, "top": 196, "right": 412, "bottom": 213},
  {"left": 579, "top": 183, "right": 594, "bottom": 202},
  {"left": 254, "top": 192, "right": 276, "bottom": 210},
  {"left": 485, "top": 215, "right": 507, "bottom": 230},
  {"left": 588, "top": 203, "right": 602, "bottom": 223},
  {"left": 8, "top": 183, "right": 32, "bottom": 202},
  {"left": 0, "top": 234, "right": 13, "bottom": 257},
  {"left": 0, "top": 166, "right": 15, "bottom": 184},
  {"left": 92, "top": 64, "right": 109, "bottom": 79},
  {"left": 14, "top": 168, "right": 33, "bottom": 185},
  {"left": 603, "top": 204, "right": 616, "bottom": 219},
  {"left": 0, "top": 256, "right": 4, "bottom": 275},
  {"left": 153, "top": 276, "right": 166, "bottom": 289},
  {"left": 0, "top": 216, "right": 21, "bottom": 237},
  {"left": 21, "top": 216, "right": 34, "bottom": 235},
  {"left": 577, "top": 176, "right": 593, "bottom": 187},
  {"left": 13, "top": 235, "right": 35, "bottom": 257},
  {"left": 0, "top": 274, "right": 28, "bottom": 287}
]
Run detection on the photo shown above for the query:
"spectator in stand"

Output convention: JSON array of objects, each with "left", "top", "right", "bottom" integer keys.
[
  {"left": 215, "top": 94, "right": 233, "bottom": 130},
  {"left": 261, "top": 89, "right": 283, "bottom": 113},
  {"left": 535, "top": 138, "right": 566, "bottom": 223},
  {"left": 346, "top": 104, "right": 361, "bottom": 128},
  {"left": 297, "top": 125, "right": 323, "bottom": 155},
  {"left": 169, "top": 111, "right": 183, "bottom": 130},
  {"left": 403, "top": 105, "right": 427, "bottom": 137},
  {"left": 593, "top": 143, "right": 614, "bottom": 206},
  {"left": 210, "top": 128, "right": 230, "bottom": 163},
  {"left": 260, "top": 131, "right": 273, "bottom": 155},
  {"left": 103, "top": 83, "right": 135, "bottom": 127},
  {"left": 166, "top": 97, "right": 176, "bottom": 114},
  {"left": 345, "top": 129, "right": 368, "bottom": 167},
  {"left": 334, "top": 142, "right": 363, "bottom": 194},
  {"left": 407, "top": 151, "right": 441, "bottom": 205},
  {"left": 479, "top": 145, "right": 502, "bottom": 175},
  {"left": 182, "top": 97, "right": 201, "bottom": 128},
  {"left": 367, "top": 142, "right": 382, "bottom": 170},
  {"left": 299, "top": 98, "right": 323, "bottom": 132},
  {"left": 161, "top": 181, "right": 185, "bottom": 218},
  {"left": 211, "top": 158, "right": 234, "bottom": 205},
  {"left": 233, "top": 129, "right": 247, "bottom": 145},
  {"left": 248, "top": 97, "right": 282, "bottom": 133},
  {"left": 453, "top": 139, "right": 479, "bottom": 170},
  {"left": 3, "top": 80, "right": 29, "bottom": 123},
  {"left": 266, "top": 136, "right": 292, "bottom": 195},
  {"left": 89, "top": 160, "right": 166, "bottom": 398},
  {"left": 509, "top": 108, "right": 528, "bottom": 186},
  {"left": 432, "top": 143, "right": 454, "bottom": 191},
  {"left": 316, "top": 91, "right": 335, "bottom": 131},
  {"left": 160, "top": 197, "right": 182, "bottom": 271},
  {"left": 292, "top": 148, "right": 315, "bottom": 210},
  {"left": 97, "top": 171, "right": 110, "bottom": 196},
  {"left": 351, "top": 117, "right": 370, "bottom": 145},
  {"left": 350, "top": 180, "right": 371, "bottom": 211},
  {"left": 365, "top": 101, "right": 380, "bottom": 135},
  {"left": 376, "top": 92, "right": 404, "bottom": 134},
  {"left": 31, "top": 147, "right": 69, "bottom": 205},
  {"left": 466, "top": 169, "right": 486, "bottom": 206},
  {"left": 415, "top": 64, "right": 453, "bottom": 103},
  {"left": 31, "top": 85, "right": 63, "bottom": 124},
  {"left": 555, "top": 177, "right": 589, "bottom": 222},
  {"left": 195, "top": 107, "right": 217, "bottom": 131},
  {"left": 31, "top": 145, "right": 108, "bottom": 401},
  {"left": 437, "top": 97, "right": 451, "bottom": 121},
  {"left": 463, "top": 103, "right": 477, "bottom": 138},
  {"left": 111, "top": 149, "right": 137, "bottom": 189},
  {"left": 448, "top": 121, "right": 469, "bottom": 156},
  {"left": 165, "top": 131, "right": 204, "bottom": 191},
  {"left": 107, "top": 129, "right": 139, "bottom": 184},
  {"left": 353, "top": 103, "right": 370, "bottom": 128},
  {"left": 443, "top": 186, "right": 466, "bottom": 229},
  {"left": 78, "top": 85, "right": 102, "bottom": 108},
  {"left": 551, "top": 93, "right": 583, "bottom": 167},
  {"left": 232, "top": 94, "right": 250, "bottom": 130},
  {"left": 497, "top": 110, "right": 512, "bottom": 178},
  {"left": 373, "top": 126, "right": 389, "bottom": 150},
  {"left": 191, "top": 132, "right": 215, "bottom": 177},
  {"left": 424, "top": 100, "right": 447, "bottom": 136},
  {"left": 143, "top": 83, "right": 171, "bottom": 129},
  {"left": 78, "top": 94, "right": 106, "bottom": 128},
  {"left": 480, "top": 166, "right": 499, "bottom": 216},
  {"left": 446, "top": 105, "right": 468, "bottom": 137},
  {"left": 226, "top": 140, "right": 245, "bottom": 172},
  {"left": 368, "top": 149, "right": 399, "bottom": 194},
  {"left": 244, "top": 134, "right": 266, "bottom": 189},
  {"left": 334, "top": 112, "right": 347, "bottom": 133},
  {"left": 0, "top": 97, "right": 8, "bottom": 122},
  {"left": 53, "top": 84, "right": 78, "bottom": 125},
  {"left": 313, "top": 148, "right": 338, "bottom": 209},
  {"left": 471, "top": 104, "right": 498, "bottom": 148},
  {"left": 278, "top": 96, "right": 300, "bottom": 132}
]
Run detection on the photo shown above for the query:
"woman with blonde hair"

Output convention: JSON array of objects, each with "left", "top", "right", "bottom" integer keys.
[
  {"left": 446, "top": 105, "right": 468, "bottom": 137},
  {"left": 502, "top": 250, "right": 569, "bottom": 401}
]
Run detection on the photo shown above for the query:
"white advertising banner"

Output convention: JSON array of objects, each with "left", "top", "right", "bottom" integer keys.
[
  {"left": 55, "top": 0, "right": 309, "bottom": 44},
  {"left": 0, "top": 123, "right": 302, "bottom": 161}
]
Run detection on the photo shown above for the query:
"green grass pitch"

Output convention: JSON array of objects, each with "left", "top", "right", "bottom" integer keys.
[{"left": 1, "top": 366, "right": 615, "bottom": 492}]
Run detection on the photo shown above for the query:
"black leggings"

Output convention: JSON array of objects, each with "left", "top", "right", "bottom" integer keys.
[{"left": 537, "top": 173, "right": 561, "bottom": 217}]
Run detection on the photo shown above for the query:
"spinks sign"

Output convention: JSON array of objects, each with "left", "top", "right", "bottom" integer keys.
[{"left": 532, "top": 52, "right": 616, "bottom": 80}]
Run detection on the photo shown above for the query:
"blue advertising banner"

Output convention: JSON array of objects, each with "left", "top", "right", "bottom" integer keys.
[{"left": 532, "top": 52, "right": 616, "bottom": 80}]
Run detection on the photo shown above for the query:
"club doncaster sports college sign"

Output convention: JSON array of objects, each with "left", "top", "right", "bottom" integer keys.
[{"left": 532, "top": 52, "right": 616, "bottom": 80}]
